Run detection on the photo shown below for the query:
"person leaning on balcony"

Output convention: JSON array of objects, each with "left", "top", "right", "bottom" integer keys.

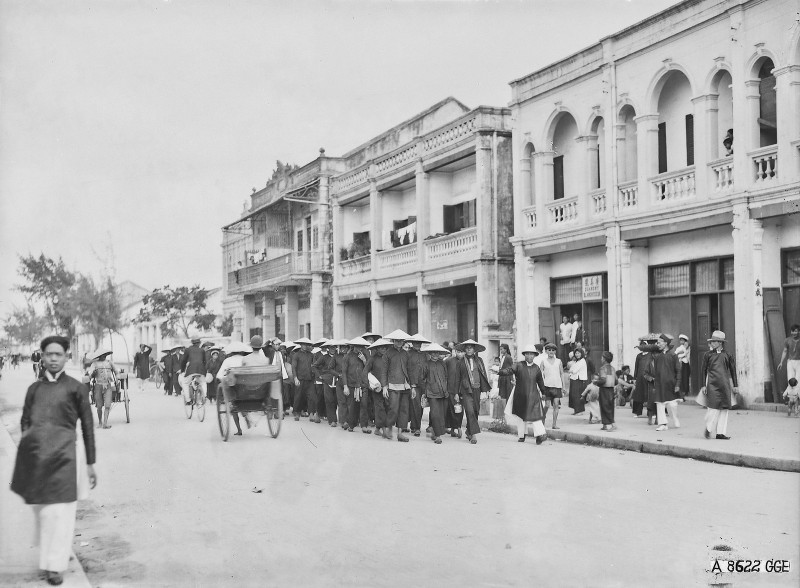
[
  {"left": 700, "top": 330, "right": 737, "bottom": 440},
  {"left": 455, "top": 339, "right": 491, "bottom": 445},
  {"left": 291, "top": 338, "right": 316, "bottom": 422},
  {"left": 648, "top": 334, "right": 681, "bottom": 432},
  {"left": 383, "top": 330, "right": 414, "bottom": 443}
]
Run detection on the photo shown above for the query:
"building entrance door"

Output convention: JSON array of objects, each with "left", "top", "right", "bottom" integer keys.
[{"left": 584, "top": 302, "right": 605, "bottom": 370}]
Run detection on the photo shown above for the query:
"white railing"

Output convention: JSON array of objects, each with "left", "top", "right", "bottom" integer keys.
[
  {"left": 339, "top": 255, "right": 372, "bottom": 277},
  {"left": 547, "top": 197, "right": 579, "bottom": 225},
  {"left": 651, "top": 167, "right": 696, "bottom": 202},
  {"left": 376, "top": 243, "right": 417, "bottom": 273},
  {"left": 521, "top": 205, "right": 537, "bottom": 229},
  {"left": 618, "top": 180, "right": 638, "bottom": 209},
  {"left": 375, "top": 144, "right": 418, "bottom": 174},
  {"left": 750, "top": 145, "right": 778, "bottom": 184},
  {"left": 422, "top": 116, "right": 478, "bottom": 153},
  {"left": 334, "top": 167, "right": 369, "bottom": 193},
  {"left": 424, "top": 227, "right": 478, "bottom": 263},
  {"left": 589, "top": 188, "right": 607, "bottom": 215},
  {"left": 709, "top": 156, "right": 734, "bottom": 193}
]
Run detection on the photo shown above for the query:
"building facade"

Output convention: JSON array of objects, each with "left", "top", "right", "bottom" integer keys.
[
  {"left": 222, "top": 155, "right": 344, "bottom": 343},
  {"left": 509, "top": 0, "right": 800, "bottom": 403},
  {"left": 331, "top": 98, "right": 515, "bottom": 357}
]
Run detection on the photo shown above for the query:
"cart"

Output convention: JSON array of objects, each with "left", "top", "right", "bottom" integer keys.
[
  {"left": 217, "top": 365, "right": 283, "bottom": 441},
  {"left": 85, "top": 369, "right": 130, "bottom": 423}
]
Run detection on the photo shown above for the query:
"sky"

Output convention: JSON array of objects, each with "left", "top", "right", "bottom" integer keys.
[{"left": 0, "top": 0, "right": 678, "bottom": 320}]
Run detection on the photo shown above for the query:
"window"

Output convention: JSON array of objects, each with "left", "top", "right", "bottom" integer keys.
[
  {"left": 254, "top": 300, "right": 263, "bottom": 317},
  {"left": 685, "top": 114, "right": 694, "bottom": 166},
  {"left": 553, "top": 156, "right": 565, "bottom": 200},
  {"left": 784, "top": 249, "right": 800, "bottom": 286},
  {"left": 651, "top": 264, "right": 690, "bottom": 296},
  {"left": 312, "top": 226, "right": 319, "bottom": 250},
  {"left": 296, "top": 230, "right": 304, "bottom": 252},
  {"left": 721, "top": 259, "right": 735, "bottom": 290},
  {"left": 693, "top": 260, "right": 718, "bottom": 293},
  {"left": 443, "top": 200, "right": 476, "bottom": 233},
  {"left": 658, "top": 123, "right": 667, "bottom": 173},
  {"left": 758, "top": 60, "right": 777, "bottom": 147},
  {"left": 552, "top": 277, "right": 582, "bottom": 304},
  {"left": 390, "top": 216, "right": 417, "bottom": 247}
]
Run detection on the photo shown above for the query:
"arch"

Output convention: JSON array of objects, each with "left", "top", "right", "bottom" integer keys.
[
  {"left": 542, "top": 106, "right": 580, "bottom": 149},
  {"left": 646, "top": 63, "right": 697, "bottom": 114},
  {"left": 707, "top": 67, "right": 734, "bottom": 159},
  {"left": 520, "top": 141, "right": 536, "bottom": 207},
  {"left": 616, "top": 96, "right": 640, "bottom": 119},
  {"left": 549, "top": 111, "right": 580, "bottom": 200},
  {"left": 745, "top": 48, "right": 780, "bottom": 79},
  {"left": 584, "top": 109, "right": 605, "bottom": 138},
  {"left": 652, "top": 68, "right": 694, "bottom": 173},
  {"left": 702, "top": 62, "right": 733, "bottom": 96}
]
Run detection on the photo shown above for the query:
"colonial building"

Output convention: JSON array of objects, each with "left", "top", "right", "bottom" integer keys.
[
  {"left": 222, "top": 155, "right": 344, "bottom": 343},
  {"left": 331, "top": 98, "right": 515, "bottom": 356},
  {"left": 509, "top": 0, "right": 800, "bottom": 403}
]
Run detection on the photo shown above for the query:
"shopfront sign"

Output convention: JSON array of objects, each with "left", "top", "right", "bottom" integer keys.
[{"left": 582, "top": 275, "right": 603, "bottom": 300}]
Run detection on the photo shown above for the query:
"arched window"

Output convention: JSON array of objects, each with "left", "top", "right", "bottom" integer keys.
[
  {"left": 656, "top": 71, "right": 694, "bottom": 173},
  {"left": 757, "top": 59, "right": 777, "bottom": 147},
  {"left": 591, "top": 117, "right": 605, "bottom": 189},
  {"left": 521, "top": 142, "right": 536, "bottom": 206},
  {"left": 711, "top": 70, "right": 734, "bottom": 158},
  {"left": 551, "top": 114, "right": 579, "bottom": 199},
  {"left": 618, "top": 105, "right": 638, "bottom": 182}
]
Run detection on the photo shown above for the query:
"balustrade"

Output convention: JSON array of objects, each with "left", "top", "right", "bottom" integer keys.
[
  {"left": 651, "top": 167, "right": 696, "bottom": 202},
  {"left": 618, "top": 180, "right": 638, "bottom": 210},
  {"left": 709, "top": 157, "right": 734, "bottom": 193},
  {"left": 422, "top": 116, "right": 478, "bottom": 153},
  {"left": 750, "top": 146, "right": 778, "bottom": 184},
  {"left": 547, "top": 197, "right": 579, "bottom": 225},
  {"left": 424, "top": 227, "right": 478, "bottom": 264},
  {"left": 521, "top": 205, "right": 537, "bottom": 229},
  {"left": 589, "top": 188, "right": 607, "bottom": 215},
  {"left": 339, "top": 255, "right": 372, "bottom": 278},
  {"left": 376, "top": 244, "right": 417, "bottom": 273}
]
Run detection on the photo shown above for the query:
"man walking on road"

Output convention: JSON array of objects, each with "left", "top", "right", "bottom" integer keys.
[
  {"left": 383, "top": 330, "right": 413, "bottom": 442},
  {"left": 700, "top": 330, "right": 738, "bottom": 440},
  {"left": 456, "top": 339, "right": 490, "bottom": 444},
  {"left": 291, "top": 338, "right": 315, "bottom": 422},
  {"left": 650, "top": 334, "right": 681, "bottom": 431},
  {"left": 778, "top": 324, "right": 800, "bottom": 384},
  {"left": 132, "top": 344, "right": 152, "bottom": 393}
]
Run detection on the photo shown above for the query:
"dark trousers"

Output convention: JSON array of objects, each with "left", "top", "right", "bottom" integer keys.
[
  {"left": 387, "top": 389, "right": 410, "bottom": 428},
  {"left": 409, "top": 385, "right": 423, "bottom": 432},
  {"left": 632, "top": 400, "right": 644, "bottom": 416},
  {"left": 282, "top": 381, "right": 293, "bottom": 411},
  {"left": 336, "top": 382, "right": 348, "bottom": 425},
  {"left": 366, "top": 390, "right": 375, "bottom": 425},
  {"left": 461, "top": 388, "right": 481, "bottom": 436},
  {"left": 316, "top": 383, "right": 325, "bottom": 417},
  {"left": 679, "top": 363, "right": 691, "bottom": 397},
  {"left": 163, "top": 374, "right": 173, "bottom": 395},
  {"left": 294, "top": 380, "right": 315, "bottom": 416},
  {"left": 372, "top": 389, "right": 388, "bottom": 428},
  {"left": 172, "top": 373, "right": 182, "bottom": 395},
  {"left": 428, "top": 397, "right": 447, "bottom": 437},
  {"left": 347, "top": 390, "right": 370, "bottom": 429},
  {"left": 323, "top": 383, "right": 337, "bottom": 423},
  {"left": 599, "top": 386, "right": 615, "bottom": 425},
  {"left": 446, "top": 395, "right": 464, "bottom": 429}
]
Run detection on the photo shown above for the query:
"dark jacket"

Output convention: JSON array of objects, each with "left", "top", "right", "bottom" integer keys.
[
  {"left": 423, "top": 360, "right": 448, "bottom": 399},
  {"left": 333, "top": 352, "right": 347, "bottom": 385},
  {"left": 501, "top": 361, "right": 546, "bottom": 422},
  {"left": 133, "top": 345, "right": 152, "bottom": 379},
  {"left": 406, "top": 348, "right": 427, "bottom": 390},
  {"left": 385, "top": 346, "right": 409, "bottom": 388},
  {"left": 444, "top": 356, "right": 462, "bottom": 399},
  {"left": 366, "top": 351, "right": 389, "bottom": 388},
  {"left": 457, "top": 355, "right": 491, "bottom": 395},
  {"left": 180, "top": 344, "right": 207, "bottom": 375},
  {"left": 342, "top": 349, "right": 369, "bottom": 389},
  {"left": 313, "top": 352, "right": 338, "bottom": 386},
  {"left": 649, "top": 348, "right": 680, "bottom": 403},
  {"left": 498, "top": 354, "right": 514, "bottom": 400},
  {"left": 291, "top": 349, "right": 315, "bottom": 381}
]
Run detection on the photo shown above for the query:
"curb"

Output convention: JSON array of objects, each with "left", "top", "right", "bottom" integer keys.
[
  {"left": 683, "top": 397, "right": 789, "bottom": 413},
  {"left": 478, "top": 419, "right": 800, "bottom": 473}
]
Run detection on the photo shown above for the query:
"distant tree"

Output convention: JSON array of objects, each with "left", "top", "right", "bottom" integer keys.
[
  {"left": 16, "top": 254, "right": 77, "bottom": 338},
  {"left": 2, "top": 305, "right": 49, "bottom": 347},
  {"left": 220, "top": 313, "right": 234, "bottom": 337},
  {"left": 133, "top": 285, "right": 217, "bottom": 339},
  {"left": 72, "top": 275, "right": 122, "bottom": 347}
]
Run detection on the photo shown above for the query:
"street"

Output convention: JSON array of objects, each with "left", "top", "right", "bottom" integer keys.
[{"left": 2, "top": 366, "right": 799, "bottom": 588}]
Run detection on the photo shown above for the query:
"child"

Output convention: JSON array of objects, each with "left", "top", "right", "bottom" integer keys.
[
  {"left": 784, "top": 378, "right": 799, "bottom": 417},
  {"left": 615, "top": 365, "right": 634, "bottom": 406},
  {"left": 582, "top": 376, "right": 602, "bottom": 424},
  {"left": 489, "top": 357, "right": 500, "bottom": 397}
]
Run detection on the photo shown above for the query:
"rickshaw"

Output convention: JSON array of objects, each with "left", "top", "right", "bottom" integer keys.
[
  {"left": 85, "top": 368, "right": 130, "bottom": 424},
  {"left": 217, "top": 365, "right": 283, "bottom": 441}
]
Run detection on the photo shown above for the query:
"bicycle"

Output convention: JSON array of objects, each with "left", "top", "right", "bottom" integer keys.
[
  {"left": 183, "top": 373, "right": 206, "bottom": 422},
  {"left": 149, "top": 360, "right": 163, "bottom": 389}
]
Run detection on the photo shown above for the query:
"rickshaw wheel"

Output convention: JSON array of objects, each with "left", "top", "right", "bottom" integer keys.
[
  {"left": 217, "top": 390, "right": 230, "bottom": 441},
  {"left": 124, "top": 389, "right": 130, "bottom": 423},
  {"left": 266, "top": 393, "right": 283, "bottom": 438}
]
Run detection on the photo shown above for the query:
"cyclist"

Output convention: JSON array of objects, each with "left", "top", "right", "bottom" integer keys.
[
  {"left": 180, "top": 338, "right": 207, "bottom": 406},
  {"left": 216, "top": 341, "right": 253, "bottom": 435}
]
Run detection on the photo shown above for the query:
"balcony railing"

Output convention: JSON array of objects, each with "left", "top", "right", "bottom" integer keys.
[
  {"left": 709, "top": 156, "right": 734, "bottom": 193},
  {"left": 422, "top": 115, "right": 478, "bottom": 154},
  {"left": 375, "top": 243, "right": 417, "bottom": 273},
  {"left": 618, "top": 180, "right": 638, "bottom": 210},
  {"left": 521, "top": 205, "right": 537, "bottom": 229},
  {"left": 424, "top": 227, "right": 478, "bottom": 265},
  {"left": 651, "top": 166, "right": 695, "bottom": 203},
  {"left": 589, "top": 188, "right": 607, "bottom": 215},
  {"left": 750, "top": 145, "right": 777, "bottom": 184},
  {"left": 547, "top": 197, "right": 579, "bottom": 225},
  {"left": 339, "top": 255, "right": 372, "bottom": 278},
  {"left": 226, "top": 252, "right": 323, "bottom": 293}
]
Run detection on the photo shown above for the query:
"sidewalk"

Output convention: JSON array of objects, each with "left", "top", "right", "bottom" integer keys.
[
  {"left": 479, "top": 401, "right": 800, "bottom": 473},
  {"left": 0, "top": 369, "right": 92, "bottom": 588}
]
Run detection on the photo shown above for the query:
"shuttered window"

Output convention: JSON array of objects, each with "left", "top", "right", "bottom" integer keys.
[
  {"left": 694, "top": 260, "right": 718, "bottom": 292},
  {"left": 685, "top": 114, "right": 694, "bottom": 166},
  {"left": 658, "top": 122, "right": 667, "bottom": 173},
  {"left": 651, "top": 264, "right": 689, "bottom": 296},
  {"left": 722, "top": 259, "right": 735, "bottom": 290},
  {"left": 552, "top": 277, "right": 582, "bottom": 304},
  {"left": 553, "top": 155, "right": 565, "bottom": 200}
]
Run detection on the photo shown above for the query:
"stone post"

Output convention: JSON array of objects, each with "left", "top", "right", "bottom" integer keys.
[
  {"left": 415, "top": 162, "right": 429, "bottom": 264},
  {"left": 285, "top": 287, "right": 298, "bottom": 341},
  {"left": 773, "top": 65, "right": 800, "bottom": 181},
  {"left": 634, "top": 114, "right": 660, "bottom": 211},
  {"left": 369, "top": 281, "right": 384, "bottom": 335}
]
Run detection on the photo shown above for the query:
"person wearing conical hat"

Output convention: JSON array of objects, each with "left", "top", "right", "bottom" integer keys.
[
  {"left": 330, "top": 340, "right": 350, "bottom": 429},
  {"left": 365, "top": 338, "right": 391, "bottom": 438},
  {"left": 342, "top": 337, "right": 371, "bottom": 433},
  {"left": 89, "top": 348, "right": 117, "bottom": 429},
  {"left": 421, "top": 343, "right": 450, "bottom": 443},
  {"left": 444, "top": 346, "right": 465, "bottom": 438},
  {"left": 384, "top": 330, "right": 413, "bottom": 442},
  {"left": 313, "top": 341, "right": 339, "bottom": 427},
  {"left": 406, "top": 334, "right": 430, "bottom": 437},
  {"left": 455, "top": 340, "right": 490, "bottom": 444},
  {"left": 291, "top": 338, "right": 316, "bottom": 421},
  {"left": 700, "top": 330, "right": 738, "bottom": 440}
]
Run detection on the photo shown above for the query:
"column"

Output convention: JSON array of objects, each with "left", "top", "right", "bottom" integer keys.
[
  {"left": 415, "top": 162, "right": 429, "bottom": 265},
  {"left": 773, "top": 65, "right": 800, "bottom": 182},
  {"left": 690, "top": 95, "right": 711, "bottom": 197},
  {"left": 741, "top": 79, "right": 762, "bottom": 187},
  {"left": 605, "top": 227, "right": 623, "bottom": 363},
  {"left": 532, "top": 151, "right": 554, "bottom": 229},
  {"left": 332, "top": 288, "right": 345, "bottom": 338},
  {"left": 615, "top": 123, "right": 627, "bottom": 184},
  {"left": 285, "top": 288, "right": 298, "bottom": 341},
  {"left": 732, "top": 203, "right": 765, "bottom": 405},
  {"left": 261, "top": 292, "right": 275, "bottom": 341},
  {"left": 318, "top": 173, "right": 332, "bottom": 271},
  {"left": 310, "top": 274, "right": 325, "bottom": 341},
  {"left": 476, "top": 131, "right": 495, "bottom": 257},
  {"left": 634, "top": 114, "right": 660, "bottom": 211},
  {"left": 369, "top": 180, "right": 382, "bottom": 254},
  {"left": 333, "top": 201, "right": 345, "bottom": 278},
  {"left": 416, "top": 274, "right": 432, "bottom": 341},
  {"left": 369, "top": 281, "right": 384, "bottom": 335},
  {"left": 577, "top": 134, "right": 598, "bottom": 218}
]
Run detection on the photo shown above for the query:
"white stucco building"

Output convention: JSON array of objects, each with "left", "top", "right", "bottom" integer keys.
[{"left": 510, "top": 0, "right": 800, "bottom": 403}]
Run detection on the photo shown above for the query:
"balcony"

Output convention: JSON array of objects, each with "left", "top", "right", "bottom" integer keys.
[
  {"left": 709, "top": 156, "right": 734, "bottom": 193},
  {"left": 375, "top": 243, "right": 417, "bottom": 274},
  {"left": 521, "top": 205, "right": 537, "bottom": 229},
  {"left": 651, "top": 166, "right": 696, "bottom": 203},
  {"left": 750, "top": 145, "right": 777, "bottom": 185},
  {"left": 618, "top": 179, "right": 638, "bottom": 210},
  {"left": 547, "top": 197, "right": 579, "bottom": 226},
  {"left": 589, "top": 188, "right": 607, "bottom": 216},
  {"left": 227, "top": 252, "right": 323, "bottom": 294},
  {"left": 338, "top": 255, "right": 372, "bottom": 279},
  {"left": 424, "top": 227, "right": 478, "bottom": 268}
]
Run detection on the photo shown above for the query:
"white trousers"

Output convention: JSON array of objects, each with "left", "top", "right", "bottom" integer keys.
[
  {"left": 32, "top": 502, "right": 77, "bottom": 572},
  {"left": 787, "top": 359, "right": 800, "bottom": 383},
  {"left": 656, "top": 400, "right": 679, "bottom": 426},
  {"left": 181, "top": 374, "right": 207, "bottom": 403},
  {"left": 586, "top": 400, "right": 601, "bottom": 420},
  {"left": 506, "top": 413, "right": 546, "bottom": 438},
  {"left": 705, "top": 408, "right": 729, "bottom": 436}
]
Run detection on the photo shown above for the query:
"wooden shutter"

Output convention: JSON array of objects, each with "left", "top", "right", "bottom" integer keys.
[
  {"left": 553, "top": 155, "right": 564, "bottom": 200},
  {"left": 443, "top": 205, "right": 455, "bottom": 233},
  {"left": 658, "top": 122, "right": 667, "bottom": 173},
  {"left": 685, "top": 114, "right": 694, "bottom": 166},
  {"left": 764, "top": 288, "right": 786, "bottom": 400}
]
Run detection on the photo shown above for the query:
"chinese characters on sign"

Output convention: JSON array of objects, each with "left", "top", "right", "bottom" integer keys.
[{"left": 582, "top": 275, "right": 603, "bottom": 301}]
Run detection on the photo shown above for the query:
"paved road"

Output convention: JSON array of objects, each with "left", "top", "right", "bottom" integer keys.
[{"left": 1, "top": 366, "right": 799, "bottom": 587}]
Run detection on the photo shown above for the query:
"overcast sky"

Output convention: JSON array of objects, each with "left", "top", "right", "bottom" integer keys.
[{"left": 0, "top": 0, "right": 677, "bottom": 319}]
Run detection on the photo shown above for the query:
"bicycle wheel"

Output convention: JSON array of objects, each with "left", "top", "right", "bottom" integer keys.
[
  {"left": 266, "top": 389, "right": 283, "bottom": 438},
  {"left": 217, "top": 390, "right": 230, "bottom": 441},
  {"left": 124, "top": 389, "right": 130, "bottom": 423},
  {"left": 197, "top": 387, "right": 206, "bottom": 422},
  {"left": 183, "top": 390, "right": 193, "bottom": 419},
  {"left": 155, "top": 370, "right": 163, "bottom": 389}
]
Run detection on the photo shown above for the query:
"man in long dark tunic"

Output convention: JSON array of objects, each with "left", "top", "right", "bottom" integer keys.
[
  {"left": 366, "top": 338, "right": 391, "bottom": 438},
  {"left": 422, "top": 343, "right": 450, "bottom": 443},
  {"left": 444, "top": 348, "right": 465, "bottom": 437},
  {"left": 383, "top": 329, "right": 413, "bottom": 442},
  {"left": 649, "top": 333, "right": 681, "bottom": 431},
  {"left": 11, "top": 335, "right": 97, "bottom": 586},
  {"left": 700, "top": 330, "right": 738, "bottom": 439},
  {"left": 406, "top": 333, "right": 430, "bottom": 436},
  {"left": 132, "top": 343, "right": 152, "bottom": 394},
  {"left": 500, "top": 343, "right": 548, "bottom": 444},
  {"left": 160, "top": 349, "right": 174, "bottom": 395},
  {"left": 342, "top": 337, "right": 371, "bottom": 433},
  {"left": 456, "top": 339, "right": 491, "bottom": 444},
  {"left": 291, "top": 338, "right": 316, "bottom": 421}
]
